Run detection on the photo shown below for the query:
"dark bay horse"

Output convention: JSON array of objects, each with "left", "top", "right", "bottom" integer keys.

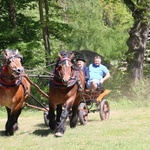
[
  {"left": 0, "top": 49, "right": 30, "bottom": 136},
  {"left": 49, "top": 51, "right": 85, "bottom": 137}
]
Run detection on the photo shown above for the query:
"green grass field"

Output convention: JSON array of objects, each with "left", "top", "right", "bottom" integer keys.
[{"left": 0, "top": 100, "right": 150, "bottom": 150}]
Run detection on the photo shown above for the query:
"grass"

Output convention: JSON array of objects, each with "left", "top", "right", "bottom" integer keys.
[{"left": 0, "top": 100, "right": 150, "bottom": 150}]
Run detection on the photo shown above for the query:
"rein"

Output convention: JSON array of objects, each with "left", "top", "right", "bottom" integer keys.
[{"left": 0, "top": 66, "right": 19, "bottom": 80}]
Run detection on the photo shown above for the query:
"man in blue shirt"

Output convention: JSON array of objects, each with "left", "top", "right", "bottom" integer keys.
[{"left": 87, "top": 56, "right": 110, "bottom": 90}]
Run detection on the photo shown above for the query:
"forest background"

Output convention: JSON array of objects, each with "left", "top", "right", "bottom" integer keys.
[{"left": 0, "top": 0, "right": 150, "bottom": 105}]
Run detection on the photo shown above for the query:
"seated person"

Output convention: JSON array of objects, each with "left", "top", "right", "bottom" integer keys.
[
  {"left": 76, "top": 56, "right": 89, "bottom": 83},
  {"left": 76, "top": 56, "right": 89, "bottom": 91},
  {"left": 87, "top": 55, "right": 110, "bottom": 91}
]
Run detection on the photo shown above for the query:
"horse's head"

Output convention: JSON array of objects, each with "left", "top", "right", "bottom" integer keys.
[
  {"left": 2, "top": 49, "right": 24, "bottom": 78},
  {"left": 56, "top": 52, "right": 74, "bottom": 86}
]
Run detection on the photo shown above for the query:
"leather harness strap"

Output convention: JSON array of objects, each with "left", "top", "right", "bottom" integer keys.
[{"left": 50, "top": 69, "right": 79, "bottom": 89}]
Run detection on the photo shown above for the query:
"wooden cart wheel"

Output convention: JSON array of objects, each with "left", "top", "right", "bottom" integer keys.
[
  {"left": 44, "top": 111, "right": 49, "bottom": 126},
  {"left": 78, "top": 102, "right": 88, "bottom": 125},
  {"left": 99, "top": 99, "right": 110, "bottom": 120}
]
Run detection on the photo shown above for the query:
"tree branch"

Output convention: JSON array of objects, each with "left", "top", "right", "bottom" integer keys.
[{"left": 123, "top": 0, "right": 135, "bottom": 12}]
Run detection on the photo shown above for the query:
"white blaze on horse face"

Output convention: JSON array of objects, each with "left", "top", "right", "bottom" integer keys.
[
  {"left": 61, "top": 59, "right": 72, "bottom": 84},
  {"left": 10, "top": 58, "right": 23, "bottom": 68},
  {"left": 65, "top": 60, "right": 70, "bottom": 76},
  {"left": 66, "top": 60, "right": 69, "bottom": 67}
]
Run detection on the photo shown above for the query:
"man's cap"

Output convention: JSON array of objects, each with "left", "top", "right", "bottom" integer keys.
[{"left": 76, "top": 56, "right": 86, "bottom": 62}]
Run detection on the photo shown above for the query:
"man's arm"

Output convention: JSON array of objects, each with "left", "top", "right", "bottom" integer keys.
[{"left": 100, "top": 72, "right": 110, "bottom": 84}]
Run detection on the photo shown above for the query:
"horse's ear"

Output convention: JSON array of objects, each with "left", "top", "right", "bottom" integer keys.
[
  {"left": 70, "top": 53, "right": 74, "bottom": 60},
  {"left": 15, "top": 49, "right": 19, "bottom": 55},
  {"left": 58, "top": 53, "right": 62, "bottom": 60},
  {"left": 3, "top": 50, "right": 8, "bottom": 58}
]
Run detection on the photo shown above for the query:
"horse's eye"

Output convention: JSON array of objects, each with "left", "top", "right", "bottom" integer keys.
[
  {"left": 7, "top": 59, "right": 11, "bottom": 64},
  {"left": 19, "top": 58, "right": 23, "bottom": 64},
  {"left": 57, "top": 65, "right": 62, "bottom": 70}
]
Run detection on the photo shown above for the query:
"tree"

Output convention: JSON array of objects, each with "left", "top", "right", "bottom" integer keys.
[
  {"left": 0, "top": 0, "right": 43, "bottom": 67},
  {"left": 38, "top": 0, "right": 51, "bottom": 65},
  {"left": 63, "top": 0, "right": 132, "bottom": 63},
  {"left": 123, "top": 0, "right": 150, "bottom": 82}
]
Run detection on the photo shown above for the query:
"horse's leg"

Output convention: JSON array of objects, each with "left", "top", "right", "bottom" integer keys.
[
  {"left": 48, "top": 104, "right": 56, "bottom": 131},
  {"left": 5, "top": 107, "right": 11, "bottom": 135},
  {"left": 56, "top": 104, "right": 62, "bottom": 126},
  {"left": 70, "top": 104, "right": 78, "bottom": 128},
  {"left": 55, "top": 105, "right": 70, "bottom": 137},
  {"left": 5, "top": 107, "right": 15, "bottom": 136},
  {"left": 5, "top": 107, "right": 22, "bottom": 136},
  {"left": 13, "top": 108, "right": 22, "bottom": 131}
]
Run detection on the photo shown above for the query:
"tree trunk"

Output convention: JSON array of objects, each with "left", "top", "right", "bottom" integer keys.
[
  {"left": 123, "top": 0, "right": 150, "bottom": 82},
  {"left": 6, "top": 0, "right": 18, "bottom": 42},
  {"left": 44, "top": 0, "right": 51, "bottom": 65},
  {"left": 38, "top": 0, "right": 51, "bottom": 66},
  {"left": 6, "top": 0, "right": 17, "bottom": 28},
  {"left": 126, "top": 22, "right": 149, "bottom": 81}
]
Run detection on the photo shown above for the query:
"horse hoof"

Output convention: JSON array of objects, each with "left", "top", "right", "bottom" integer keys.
[
  {"left": 70, "top": 121, "right": 77, "bottom": 128},
  {"left": 5, "top": 131, "right": 14, "bottom": 136},
  {"left": 55, "top": 132, "right": 63, "bottom": 137}
]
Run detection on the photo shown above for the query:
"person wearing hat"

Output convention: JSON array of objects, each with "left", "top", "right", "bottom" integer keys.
[{"left": 76, "top": 57, "right": 89, "bottom": 88}]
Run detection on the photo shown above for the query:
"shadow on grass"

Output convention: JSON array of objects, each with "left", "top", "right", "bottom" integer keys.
[
  {"left": 32, "top": 123, "right": 53, "bottom": 136},
  {"left": 32, "top": 129, "right": 51, "bottom": 137},
  {"left": 0, "top": 130, "right": 6, "bottom": 136},
  {"left": 35, "top": 123, "right": 49, "bottom": 128}
]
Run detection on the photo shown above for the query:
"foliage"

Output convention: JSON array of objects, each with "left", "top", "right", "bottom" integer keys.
[
  {"left": 129, "top": 78, "right": 150, "bottom": 102},
  {"left": 104, "top": 68, "right": 130, "bottom": 100},
  {"left": 0, "top": 1, "right": 40, "bottom": 47},
  {"left": 0, "top": 0, "right": 133, "bottom": 63},
  {"left": 65, "top": 0, "right": 133, "bottom": 62},
  {"left": 0, "top": 1, "right": 44, "bottom": 68},
  {"left": 105, "top": 65, "right": 150, "bottom": 103}
]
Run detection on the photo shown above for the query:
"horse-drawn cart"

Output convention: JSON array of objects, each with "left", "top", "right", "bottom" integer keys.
[
  {"left": 78, "top": 89, "right": 110, "bottom": 125},
  {"left": 26, "top": 84, "right": 110, "bottom": 126}
]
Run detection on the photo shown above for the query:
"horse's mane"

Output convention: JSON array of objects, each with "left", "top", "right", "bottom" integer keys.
[
  {"left": 2, "top": 49, "right": 23, "bottom": 62},
  {"left": 59, "top": 50, "right": 73, "bottom": 58}
]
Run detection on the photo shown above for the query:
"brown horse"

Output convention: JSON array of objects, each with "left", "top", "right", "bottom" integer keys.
[
  {"left": 48, "top": 51, "right": 85, "bottom": 137},
  {"left": 0, "top": 49, "right": 30, "bottom": 136}
]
